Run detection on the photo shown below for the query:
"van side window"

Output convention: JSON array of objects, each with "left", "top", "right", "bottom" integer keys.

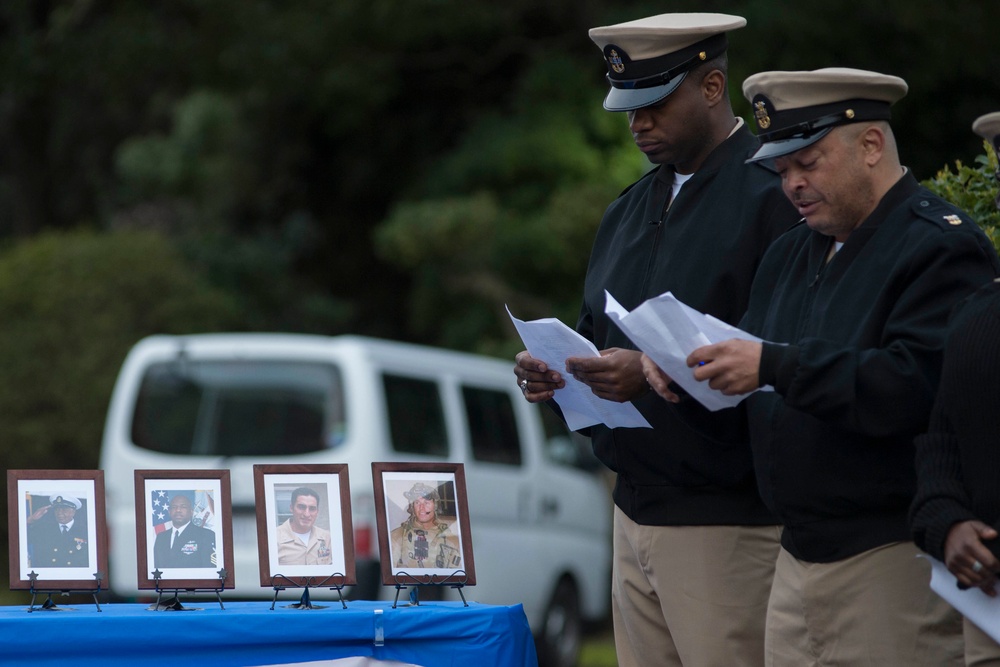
[
  {"left": 382, "top": 374, "right": 448, "bottom": 456},
  {"left": 462, "top": 386, "right": 522, "bottom": 466}
]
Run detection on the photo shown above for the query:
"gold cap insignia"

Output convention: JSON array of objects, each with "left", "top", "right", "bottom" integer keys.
[
  {"left": 944, "top": 214, "right": 962, "bottom": 226},
  {"left": 754, "top": 100, "right": 771, "bottom": 130},
  {"left": 607, "top": 49, "right": 625, "bottom": 74}
]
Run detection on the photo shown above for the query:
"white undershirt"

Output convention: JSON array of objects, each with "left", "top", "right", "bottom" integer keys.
[
  {"left": 672, "top": 118, "right": 744, "bottom": 201},
  {"left": 670, "top": 117, "right": 744, "bottom": 201},
  {"left": 672, "top": 171, "right": 694, "bottom": 202}
]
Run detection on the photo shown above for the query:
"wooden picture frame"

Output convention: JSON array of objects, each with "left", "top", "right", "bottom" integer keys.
[
  {"left": 252, "top": 463, "right": 356, "bottom": 588},
  {"left": 7, "top": 469, "right": 109, "bottom": 591},
  {"left": 134, "top": 469, "right": 235, "bottom": 590},
  {"left": 372, "top": 462, "right": 475, "bottom": 587}
]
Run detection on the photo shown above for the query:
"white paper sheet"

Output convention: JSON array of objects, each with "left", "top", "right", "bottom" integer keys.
[
  {"left": 604, "top": 290, "right": 771, "bottom": 411},
  {"left": 927, "top": 555, "right": 1000, "bottom": 643},
  {"left": 506, "top": 306, "right": 652, "bottom": 431}
]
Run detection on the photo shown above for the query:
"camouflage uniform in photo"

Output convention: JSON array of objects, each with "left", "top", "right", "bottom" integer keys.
[{"left": 390, "top": 482, "right": 462, "bottom": 570}]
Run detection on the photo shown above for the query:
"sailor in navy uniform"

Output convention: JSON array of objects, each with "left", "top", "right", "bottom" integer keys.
[
  {"left": 26, "top": 495, "right": 89, "bottom": 568},
  {"left": 152, "top": 493, "right": 216, "bottom": 568}
]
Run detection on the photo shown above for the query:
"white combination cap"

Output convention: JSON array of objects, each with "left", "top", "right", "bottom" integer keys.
[
  {"left": 742, "top": 68, "right": 908, "bottom": 162},
  {"left": 972, "top": 112, "right": 1000, "bottom": 150},
  {"left": 589, "top": 13, "right": 746, "bottom": 112}
]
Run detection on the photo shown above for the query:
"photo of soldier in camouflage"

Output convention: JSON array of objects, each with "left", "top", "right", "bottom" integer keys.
[{"left": 389, "top": 481, "right": 462, "bottom": 570}]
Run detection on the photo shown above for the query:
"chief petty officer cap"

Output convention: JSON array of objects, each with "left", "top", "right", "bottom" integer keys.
[
  {"left": 743, "top": 67, "right": 909, "bottom": 163},
  {"left": 589, "top": 13, "right": 747, "bottom": 112},
  {"left": 50, "top": 495, "right": 82, "bottom": 510},
  {"left": 972, "top": 112, "right": 1000, "bottom": 153},
  {"left": 404, "top": 482, "right": 439, "bottom": 501}
]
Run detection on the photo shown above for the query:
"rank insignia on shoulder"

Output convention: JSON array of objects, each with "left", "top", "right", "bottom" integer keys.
[{"left": 944, "top": 214, "right": 962, "bottom": 225}]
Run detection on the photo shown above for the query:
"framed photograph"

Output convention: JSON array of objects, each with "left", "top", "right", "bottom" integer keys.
[
  {"left": 372, "top": 462, "right": 475, "bottom": 586},
  {"left": 253, "top": 464, "right": 356, "bottom": 588},
  {"left": 7, "top": 470, "right": 109, "bottom": 591},
  {"left": 134, "top": 469, "right": 234, "bottom": 590}
]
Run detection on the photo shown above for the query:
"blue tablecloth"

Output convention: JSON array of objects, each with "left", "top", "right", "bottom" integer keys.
[{"left": 0, "top": 599, "right": 538, "bottom": 666}]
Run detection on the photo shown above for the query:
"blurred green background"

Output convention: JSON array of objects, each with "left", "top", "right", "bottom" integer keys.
[{"left": 1, "top": 3, "right": 998, "bottom": 643}]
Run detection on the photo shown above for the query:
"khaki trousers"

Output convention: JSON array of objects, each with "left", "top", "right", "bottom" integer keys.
[
  {"left": 765, "top": 542, "right": 963, "bottom": 666},
  {"left": 965, "top": 616, "right": 1000, "bottom": 666},
  {"left": 611, "top": 506, "right": 781, "bottom": 667}
]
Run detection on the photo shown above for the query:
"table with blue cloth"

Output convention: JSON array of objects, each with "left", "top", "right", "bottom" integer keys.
[{"left": 0, "top": 599, "right": 539, "bottom": 666}]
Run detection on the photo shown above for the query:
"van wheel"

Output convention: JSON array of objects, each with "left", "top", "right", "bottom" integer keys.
[{"left": 536, "top": 578, "right": 582, "bottom": 667}]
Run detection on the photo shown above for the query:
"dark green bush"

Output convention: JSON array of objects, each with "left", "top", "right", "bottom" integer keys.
[
  {"left": 0, "top": 229, "right": 251, "bottom": 591},
  {"left": 922, "top": 141, "right": 1000, "bottom": 251},
  {"left": 0, "top": 230, "right": 244, "bottom": 474}
]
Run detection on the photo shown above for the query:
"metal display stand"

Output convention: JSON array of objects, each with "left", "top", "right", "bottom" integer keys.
[
  {"left": 147, "top": 569, "right": 228, "bottom": 611},
  {"left": 390, "top": 570, "right": 469, "bottom": 608},
  {"left": 268, "top": 573, "right": 349, "bottom": 610},
  {"left": 26, "top": 571, "right": 105, "bottom": 612}
]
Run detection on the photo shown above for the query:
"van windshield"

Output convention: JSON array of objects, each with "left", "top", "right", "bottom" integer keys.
[{"left": 131, "top": 360, "right": 345, "bottom": 456}]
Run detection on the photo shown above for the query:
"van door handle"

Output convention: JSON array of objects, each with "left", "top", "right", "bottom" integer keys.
[{"left": 540, "top": 497, "right": 559, "bottom": 517}]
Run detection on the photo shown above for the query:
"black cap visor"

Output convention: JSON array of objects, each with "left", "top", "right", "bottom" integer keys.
[
  {"left": 604, "top": 73, "right": 687, "bottom": 112},
  {"left": 746, "top": 127, "right": 833, "bottom": 163}
]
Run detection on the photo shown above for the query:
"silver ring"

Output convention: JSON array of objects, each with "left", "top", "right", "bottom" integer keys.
[
  {"left": 973, "top": 560, "right": 984, "bottom": 574},
  {"left": 519, "top": 378, "right": 528, "bottom": 393}
]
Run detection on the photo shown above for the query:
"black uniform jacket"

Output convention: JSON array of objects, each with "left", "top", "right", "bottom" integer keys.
[
  {"left": 153, "top": 523, "right": 216, "bottom": 568},
  {"left": 743, "top": 173, "right": 1000, "bottom": 562},
  {"left": 910, "top": 279, "right": 1000, "bottom": 561},
  {"left": 578, "top": 124, "right": 798, "bottom": 526},
  {"left": 28, "top": 518, "right": 89, "bottom": 568}
]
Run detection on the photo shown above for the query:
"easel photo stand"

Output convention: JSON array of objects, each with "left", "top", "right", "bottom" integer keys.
[
  {"left": 147, "top": 568, "right": 228, "bottom": 611},
  {"left": 25, "top": 571, "right": 105, "bottom": 612},
  {"left": 391, "top": 570, "right": 469, "bottom": 608},
  {"left": 268, "top": 573, "right": 349, "bottom": 610}
]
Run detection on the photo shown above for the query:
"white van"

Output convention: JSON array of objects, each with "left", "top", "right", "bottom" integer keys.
[{"left": 99, "top": 333, "right": 611, "bottom": 667}]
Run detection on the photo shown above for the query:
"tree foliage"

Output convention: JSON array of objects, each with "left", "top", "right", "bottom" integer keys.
[
  {"left": 0, "top": 0, "right": 996, "bottom": 476},
  {"left": 0, "top": 230, "right": 245, "bottom": 476},
  {"left": 922, "top": 142, "right": 1000, "bottom": 251},
  {"left": 0, "top": 229, "right": 257, "bottom": 583},
  {"left": 370, "top": 0, "right": 1000, "bottom": 352},
  {"left": 374, "top": 55, "right": 645, "bottom": 354}
]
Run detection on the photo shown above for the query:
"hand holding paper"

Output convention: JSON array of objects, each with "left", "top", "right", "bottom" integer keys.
[
  {"left": 927, "top": 556, "right": 1000, "bottom": 644},
  {"left": 687, "top": 339, "right": 765, "bottom": 397},
  {"left": 506, "top": 306, "right": 652, "bottom": 431},
  {"left": 605, "top": 290, "right": 771, "bottom": 411}
]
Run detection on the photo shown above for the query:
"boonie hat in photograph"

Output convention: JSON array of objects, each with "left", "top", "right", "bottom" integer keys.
[
  {"left": 972, "top": 112, "right": 1000, "bottom": 151},
  {"left": 743, "top": 68, "right": 908, "bottom": 162},
  {"left": 404, "top": 482, "right": 439, "bottom": 502},
  {"left": 589, "top": 13, "right": 746, "bottom": 112}
]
